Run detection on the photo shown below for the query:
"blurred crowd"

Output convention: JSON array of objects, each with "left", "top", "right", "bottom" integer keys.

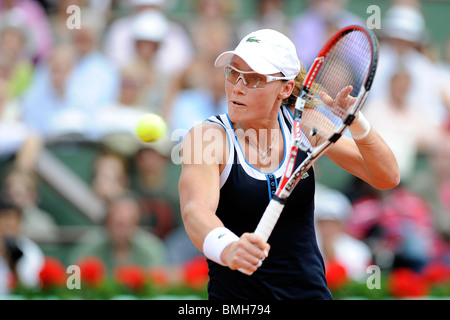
[{"left": 0, "top": 0, "right": 449, "bottom": 296}]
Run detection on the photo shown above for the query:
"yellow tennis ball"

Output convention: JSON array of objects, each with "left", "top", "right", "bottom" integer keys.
[{"left": 136, "top": 114, "right": 167, "bottom": 142}]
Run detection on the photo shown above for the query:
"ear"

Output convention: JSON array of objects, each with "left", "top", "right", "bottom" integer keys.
[{"left": 278, "top": 80, "right": 295, "bottom": 100}]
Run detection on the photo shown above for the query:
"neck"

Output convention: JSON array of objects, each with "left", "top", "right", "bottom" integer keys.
[
  {"left": 235, "top": 118, "right": 281, "bottom": 160},
  {"left": 234, "top": 107, "right": 280, "bottom": 132}
]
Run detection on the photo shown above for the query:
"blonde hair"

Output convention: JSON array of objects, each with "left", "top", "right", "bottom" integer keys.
[{"left": 282, "top": 62, "right": 324, "bottom": 109}]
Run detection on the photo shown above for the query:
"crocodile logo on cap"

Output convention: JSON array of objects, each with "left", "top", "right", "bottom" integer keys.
[{"left": 246, "top": 36, "right": 261, "bottom": 43}]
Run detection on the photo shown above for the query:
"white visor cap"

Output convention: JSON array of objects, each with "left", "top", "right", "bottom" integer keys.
[{"left": 215, "top": 29, "right": 300, "bottom": 80}]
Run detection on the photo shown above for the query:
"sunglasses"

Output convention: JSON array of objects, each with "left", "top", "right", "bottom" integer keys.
[{"left": 224, "top": 65, "right": 291, "bottom": 89}]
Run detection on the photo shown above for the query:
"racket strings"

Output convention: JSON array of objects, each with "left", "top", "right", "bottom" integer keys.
[{"left": 303, "top": 30, "right": 372, "bottom": 141}]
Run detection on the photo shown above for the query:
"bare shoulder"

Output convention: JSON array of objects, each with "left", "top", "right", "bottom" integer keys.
[
  {"left": 182, "top": 120, "right": 228, "bottom": 150},
  {"left": 181, "top": 120, "right": 229, "bottom": 166}
]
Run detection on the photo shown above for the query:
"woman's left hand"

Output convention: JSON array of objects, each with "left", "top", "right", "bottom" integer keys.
[{"left": 319, "top": 85, "right": 357, "bottom": 119}]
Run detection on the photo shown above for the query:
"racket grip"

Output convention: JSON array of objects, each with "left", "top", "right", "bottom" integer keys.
[
  {"left": 254, "top": 198, "right": 285, "bottom": 242},
  {"left": 237, "top": 199, "right": 285, "bottom": 276}
]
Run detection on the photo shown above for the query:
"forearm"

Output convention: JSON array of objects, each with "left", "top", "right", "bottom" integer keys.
[
  {"left": 349, "top": 112, "right": 400, "bottom": 189},
  {"left": 181, "top": 199, "right": 225, "bottom": 252},
  {"left": 327, "top": 112, "right": 400, "bottom": 190},
  {"left": 178, "top": 122, "right": 269, "bottom": 273},
  {"left": 354, "top": 131, "right": 400, "bottom": 189}
]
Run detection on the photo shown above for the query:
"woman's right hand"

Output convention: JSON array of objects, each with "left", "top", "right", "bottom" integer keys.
[{"left": 221, "top": 233, "right": 270, "bottom": 275}]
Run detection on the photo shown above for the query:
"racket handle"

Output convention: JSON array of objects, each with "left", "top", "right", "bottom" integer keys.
[
  {"left": 254, "top": 198, "right": 285, "bottom": 242},
  {"left": 238, "top": 199, "right": 285, "bottom": 276}
]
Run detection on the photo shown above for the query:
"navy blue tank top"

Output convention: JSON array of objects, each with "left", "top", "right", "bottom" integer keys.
[{"left": 206, "top": 106, "right": 332, "bottom": 300}]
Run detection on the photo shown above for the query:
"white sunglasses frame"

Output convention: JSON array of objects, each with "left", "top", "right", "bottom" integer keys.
[{"left": 224, "top": 65, "right": 292, "bottom": 88}]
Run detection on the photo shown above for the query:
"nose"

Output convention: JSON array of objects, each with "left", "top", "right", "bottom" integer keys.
[
  {"left": 236, "top": 74, "right": 247, "bottom": 86},
  {"left": 233, "top": 76, "right": 247, "bottom": 93},
  {"left": 234, "top": 75, "right": 247, "bottom": 91}
]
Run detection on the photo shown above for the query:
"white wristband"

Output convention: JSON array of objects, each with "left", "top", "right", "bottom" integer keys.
[
  {"left": 349, "top": 112, "right": 371, "bottom": 140},
  {"left": 203, "top": 227, "right": 239, "bottom": 266}
]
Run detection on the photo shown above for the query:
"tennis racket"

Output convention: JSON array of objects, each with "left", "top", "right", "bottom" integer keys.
[{"left": 239, "top": 25, "right": 379, "bottom": 275}]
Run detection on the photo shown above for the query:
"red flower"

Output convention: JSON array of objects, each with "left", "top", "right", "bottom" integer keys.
[
  {"left": 114, "top": 265, "right": 146, "bottom": 291},
  {"left": 388, "top": 268, "right": 430, "bottom": 298},
  {"left": 75, "top": 256, "right": 106, "bottom": 287},
  {"left": 148, "top": 266, "right": 170, "bottom": 289},
  {"left": 421, "top": 261, "right": 450, "bottom": 285},
  {"left": 39, "top": 256, "right": 66, "bottom": 289},
  {"left": 182, "top": 256, "right": 209, "bottom": 290},
  {"left": 325, "top": 260, "right": 348, "bottom": 291},
  {"left": 8, "top": 273, "right": 18, "bottom": 290}
]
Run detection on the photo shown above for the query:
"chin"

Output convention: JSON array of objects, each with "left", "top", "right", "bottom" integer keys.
[{"left": 228, "top": 105, "right": 248, "bottom": 120}]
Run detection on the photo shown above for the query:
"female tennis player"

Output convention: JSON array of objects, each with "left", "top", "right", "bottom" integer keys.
[{"left": 178, "top": 29, "right": 399, "bottom": 299}]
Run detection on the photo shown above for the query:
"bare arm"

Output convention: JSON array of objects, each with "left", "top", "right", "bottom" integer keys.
[
  {"left": 179, "top": 122, "right": 224, "bottom": 251},
  {"left": 317, "top": 86, "right": 400, "bottom": 189},
  {"left": 326, "top": 124, "right": 400, "bottom": 190},
  {"left": 179, "top": 122, "right": 269, "bottom": 274}
]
